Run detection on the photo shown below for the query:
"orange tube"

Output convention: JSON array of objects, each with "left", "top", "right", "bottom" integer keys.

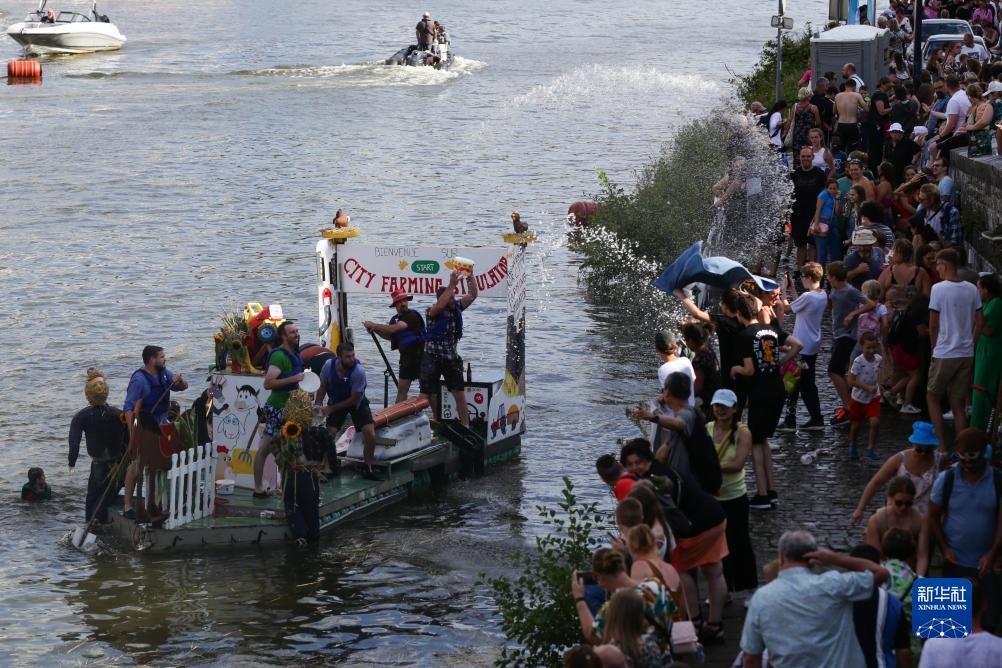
[{"left": 372, "top": 396, "right": 430, "bottom": 428}]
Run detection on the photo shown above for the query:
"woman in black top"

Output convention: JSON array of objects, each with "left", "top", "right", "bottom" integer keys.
[
  {"left": 682, "top": 320, "right": 720, "bottom": 419},
  {"left": 729, "top": 294, "right": 802, "bottom": 510}
]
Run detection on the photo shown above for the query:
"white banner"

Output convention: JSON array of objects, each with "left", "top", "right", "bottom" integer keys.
[
  {"left": 338, "top": 245, "right": 510, "bottom": 299},
  {"left": 506, "top": 244, "right": 527, "bottom": 321}
]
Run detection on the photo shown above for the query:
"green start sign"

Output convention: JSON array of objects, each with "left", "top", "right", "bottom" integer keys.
[{"left": 411, "top": 260, "right": 440, "bottom": 274}]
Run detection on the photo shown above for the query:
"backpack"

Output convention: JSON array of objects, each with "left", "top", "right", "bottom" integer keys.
[
  {"left": 939, "top": 465, "right": 1002, "bottom": 517},
  {"left": 857, "top": 308, "right": 881, "bottom": 342},
  {"left": 886, "top": 309, "right": 908, "bottom": 346},
  {"left": 683, "top": 417, "right": 723, "bottom": 496}
]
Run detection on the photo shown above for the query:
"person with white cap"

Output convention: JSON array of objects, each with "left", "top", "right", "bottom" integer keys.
[
  {"left": 989, "top": 80, "right": 1002, "bottom": 156},
  {"left": 845, "top": 227, "right": 886, "bottom": 291},
  {"left": 706, "top": 388, "right": 758, "bottom": 595},
  {"left": 364, "top": 288, "right": 426, "bottom": 404},
  {"left": 882, "top": 122, "right": 920, "bottom": 178},
  {"left": 415, "top": 12, "right": 435, "bottom": 50}
]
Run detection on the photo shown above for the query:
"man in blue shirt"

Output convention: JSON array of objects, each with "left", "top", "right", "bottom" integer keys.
[
  {"left": 740, "top": 529, "right": 888, "bottom": 667},
  {"left": 121, "top": 345, "right": 187, "bottom": 520},
  {"left": 317, "top": 342, "right": 377, "bottom": 477},
  {"left": 928, "top": 428, "right": 1002, "bottom": 631}
]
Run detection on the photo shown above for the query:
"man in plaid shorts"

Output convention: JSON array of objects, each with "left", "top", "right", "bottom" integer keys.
[{"left": 419, "top": 270, "right": 478, "bottom": 426}]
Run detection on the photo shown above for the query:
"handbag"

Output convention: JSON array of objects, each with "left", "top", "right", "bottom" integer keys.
[
  {"left": 809, "top": 219, "right": 830, "bottom": 236},
  {"left": 641, "top": 559, "right": 701, "bottom": 657},
  {"left": 782, "top": 117, "right": 795, "bottom": 149}
]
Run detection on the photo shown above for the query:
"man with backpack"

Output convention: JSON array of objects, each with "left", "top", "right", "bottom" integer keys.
[
  {"left": 633, "top": 372, "right": 722, "bottom": 496},
  {"left": 253, "top": 322, "right": 305, "bottom": 497},
  {"left": 927, "top": 428, "right": 1002, "bottom": 632}
]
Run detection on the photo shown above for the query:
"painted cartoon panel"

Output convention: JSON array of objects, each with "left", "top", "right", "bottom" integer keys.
[{"left": 210, "top": 372, "right": 279, "bottom": 490}]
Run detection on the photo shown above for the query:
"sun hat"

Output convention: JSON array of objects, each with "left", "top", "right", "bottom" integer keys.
[
  {"left": 851, "top": 228, "right": 878, "bottom": 246},
  {"left": 907, "top": 421, "right": 939, "bottom": 447},
  {"left": 389, "top": 288, "right": 413, "bottom": 307},
  {"left": 710, "top": 389, "right": 738, "bottom": 407},
  {"left": 888, "top": 122, "right": 904, "bottom": 133}
]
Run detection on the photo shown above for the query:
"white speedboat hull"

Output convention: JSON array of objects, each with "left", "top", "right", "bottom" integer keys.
[{"left": 7, "top": 20, "right": 126, "bottom": 54}]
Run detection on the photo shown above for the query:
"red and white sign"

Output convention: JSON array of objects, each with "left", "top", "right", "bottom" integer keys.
[{"left": 338, "top": 245, "right": 511, "bottom": 299}]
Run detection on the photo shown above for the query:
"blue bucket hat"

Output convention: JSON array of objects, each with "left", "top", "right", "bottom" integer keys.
[{"left": 907, "top": 421, "right": 939, "bottom": 447}]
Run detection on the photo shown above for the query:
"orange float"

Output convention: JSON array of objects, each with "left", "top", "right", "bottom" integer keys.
[
  {"left": 371, "top": 396, "right": 430, "bottom": 428},
  {"left": 7, "top": 60, "right": 42, "bottom": 79}
]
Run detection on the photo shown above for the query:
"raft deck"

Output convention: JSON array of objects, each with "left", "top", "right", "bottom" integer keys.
[{"left": 104, "top": 431, "right": 521, "bottom": 552}]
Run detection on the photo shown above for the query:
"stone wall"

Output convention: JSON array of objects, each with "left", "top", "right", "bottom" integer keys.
[{"left": 950, "top": 150, "right": 1002, "bottom": 272}]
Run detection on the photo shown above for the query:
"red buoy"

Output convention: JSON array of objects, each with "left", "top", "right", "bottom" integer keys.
[
  {"left": 567, "top": 201, "right": 598, "bottom": 226},
  {"left": 7, "top": 60, "right": 42, "bottom": 79}
]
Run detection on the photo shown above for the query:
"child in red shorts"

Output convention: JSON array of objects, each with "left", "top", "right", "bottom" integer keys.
[{"left": 847, "top": 332, "right": 883, "bottom": 461}]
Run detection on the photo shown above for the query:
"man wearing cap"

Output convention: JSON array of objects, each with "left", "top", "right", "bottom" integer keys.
[
  {"left": 415, "top": 12, "right": 435, "bottom": 50},
  {"left": 364, "top": 289, "right": 426, "bottom": 404},
  {"left": 253, "top": 322, "right": 305, "bottom": 498},
  {"left": 928, "top": 427, "right": 1002, "bottom": 631},
  {"left": 420, "top": 270, "right": 478, "bottom": 427},
  {"left": 844, "top": 228, "right": 886, "bottom": 291},
  {"left": 989, "top": 81, "right": 1002, "bottom": 152},
  {"left": 882, "top": 123, "right": 919, "bottom": 178},
  {"left": 69, "top": 369, "right": 127, "bottom": 523}
]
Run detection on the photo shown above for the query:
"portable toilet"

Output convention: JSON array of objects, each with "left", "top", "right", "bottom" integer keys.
[{"left": 810, "top": 25, "right": 891, "bottom": 90}]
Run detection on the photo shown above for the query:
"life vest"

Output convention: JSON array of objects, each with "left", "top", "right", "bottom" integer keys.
[
  {"left": 130, "top": 369, "right": 172, "bottom": 423},
  {"left": 266, "top": 347, "right": 304, "bottom": 393},
  {"left": 321, "top": 359, "right": 361, "bottom": 403},
  {"left": 390, "top": 311, "right": 425, "bottom": 350},
  {"left": 425, "top": 304, "right": 463, "bottom": 345}
]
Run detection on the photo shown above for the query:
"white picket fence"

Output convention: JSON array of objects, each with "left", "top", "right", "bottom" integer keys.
[{"left": 164, "top": 444, "right": 217, "bottom": 529}]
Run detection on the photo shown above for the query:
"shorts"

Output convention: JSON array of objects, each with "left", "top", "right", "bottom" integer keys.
[
  {"left": 827, "top": 337, "right": 856, "bottom": 376},
  {"left": 927, "top": 356, "right": 973, "bottom": 399},
  {"left": 747, "top": 382, "right": 785, "bottom": 442},
  {"left": 262, "top": 404, "right": 285, "bottom": 437},
  {"left": 791, "top": 216, "right": 811, "bottom": 247},
  {"left": 326, "top": 397, "right": 375, "bottom": 431},
  {"left": 419, "top": 353, "right": 465, "bottom": 394},
  {"left": 891, "top": 343, "right": 920, "bottom": 372},
  {"left": 399, "top": 350, "right": 422, "bottom": 381},
  {"left": 849, "top": 396, "right": 881, "bottom": 421}
]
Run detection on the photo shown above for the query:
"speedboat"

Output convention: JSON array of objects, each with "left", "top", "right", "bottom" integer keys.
[
  {"left": 6, "top": 0, "right": 126, "bottom": 55},
  {"left": 385, "top": 42, "right": 454, "bottom": 70}
]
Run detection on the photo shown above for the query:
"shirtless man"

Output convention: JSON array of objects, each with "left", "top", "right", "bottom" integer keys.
[
  {"left": 844, "top": 158, "right": 877, "bottom": 201},
  {"left": 834, "top": 79, "right": 868, "bottom": 152}
]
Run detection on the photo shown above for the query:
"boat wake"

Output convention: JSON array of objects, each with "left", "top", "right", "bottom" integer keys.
[{"left": 229, "top": 56, "right": 486, "bottom": 87}]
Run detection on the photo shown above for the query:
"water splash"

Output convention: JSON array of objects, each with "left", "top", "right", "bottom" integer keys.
[{"left": 229, "top": 56, "right": 486, "bottom": 87}]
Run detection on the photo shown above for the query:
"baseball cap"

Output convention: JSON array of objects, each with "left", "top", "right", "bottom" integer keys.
[
  {"left": 710, "top": 389, "right": 738, "bottom": 407},
  {"left": 888, "top": 122, "right": 904, "bottom": 133}
]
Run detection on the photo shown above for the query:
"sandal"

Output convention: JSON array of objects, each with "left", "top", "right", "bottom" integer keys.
[
  {"left": 689, "top": 614, "right": 705, "bottom": 633},
  {"left": 698, "top": 622, "right": 725, "bottom": 645}
]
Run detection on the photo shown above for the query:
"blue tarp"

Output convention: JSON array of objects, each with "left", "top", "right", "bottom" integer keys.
[{"left": 652, "top": 241, "right": 779, "bottom": 295}]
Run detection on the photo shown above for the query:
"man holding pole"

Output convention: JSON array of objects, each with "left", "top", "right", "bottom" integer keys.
[
  {"left": 122, "top": 345, "right": 188, "bottom": 519},
  {"left": 420, "top": 270, "right": 478, "bottom": 427},
  {"left": 69, "top": 368, "right": 127, "bottom": 523},
  {"left": 364, "top": 288, "right": 425, "bottom": 404}
]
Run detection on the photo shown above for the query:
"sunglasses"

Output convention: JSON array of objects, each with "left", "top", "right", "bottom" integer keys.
[
  {"left": 958, "top": 450, "right": 983, "bottom": 459},
  {"left": 893, "top": 498, "right": 914, "bottom": 508}
]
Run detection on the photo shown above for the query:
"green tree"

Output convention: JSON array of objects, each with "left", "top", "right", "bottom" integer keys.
[
  {"left": 732, "top": 28, "right": 814, "bottom": 107},
  {"left": 483, "top": 477, "right": 605, "bottom": 667}
]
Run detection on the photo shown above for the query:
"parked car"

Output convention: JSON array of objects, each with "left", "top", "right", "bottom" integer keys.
[{"left": 921, "top": 33, "right": 987, "bottom": 63}]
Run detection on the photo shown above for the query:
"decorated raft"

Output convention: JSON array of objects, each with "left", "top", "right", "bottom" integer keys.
[{"left": 104, "top": 218, "right": 531, "bottom": 552}]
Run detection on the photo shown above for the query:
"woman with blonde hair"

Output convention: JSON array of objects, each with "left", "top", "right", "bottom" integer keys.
[
  {"left": 594, "top": 589, "right": 669, "bottom": 668},
  {"left": 955, "top": 84, "right": 995, "bottom": 158},
  {"left": 627, "top": 524, "right": 681, "bottom": 597},
  {"left": 785, "top": 87, "right": 822, "bottom": 152}
]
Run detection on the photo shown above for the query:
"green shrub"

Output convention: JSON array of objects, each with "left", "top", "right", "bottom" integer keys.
[
  {"left": 732, "top": 28, "right": 814, "bottom": 107},
  {"left": 482, "top": 477, "right": 605, "bottom": 667}
]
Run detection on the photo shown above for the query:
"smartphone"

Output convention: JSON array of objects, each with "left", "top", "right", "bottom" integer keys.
[
  {"left": 606, "top": 531, "right": 620, "bottom": 543},
  {"left": 577, "top": 571, "right": 597, "bottom": 586}
]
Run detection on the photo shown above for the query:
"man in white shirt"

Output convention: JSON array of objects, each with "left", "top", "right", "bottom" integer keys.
[
  {"left": 779, "top": 262, "right": 827, "bottom": 431},
  {"left": 842, "top": 62, "right": 865, "bottom": 91},
  {"left": 929, "top": 74, "right": 971, "bottom": 164},
  {"left": 927, "top": 248, "right": 983, "bottom": 449},
  {"left": 959, "top": 33, "right": 990, "bottom": 63},
  {"left": 655, "top": 330, "right": 695, "bottom": 407}
]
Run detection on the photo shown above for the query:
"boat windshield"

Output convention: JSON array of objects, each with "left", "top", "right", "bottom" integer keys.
[{"left": 55, "top": 11, "right": 92, "bottom": 22}]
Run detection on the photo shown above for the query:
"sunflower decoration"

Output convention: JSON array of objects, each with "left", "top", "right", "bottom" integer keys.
[
  {"left": 283, "top": 390, "right": 314, "bottom": 428},
  {"left": 281, "top": 420, "right": 302, "bottom": 440}
]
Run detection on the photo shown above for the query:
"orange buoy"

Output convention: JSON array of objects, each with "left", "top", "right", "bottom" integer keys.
[
  {"left": 7, "top": 60, "right": 42, "bottom": 79},
  {"left": 567, "top": 200, "right": 598, "bottom": 226}
]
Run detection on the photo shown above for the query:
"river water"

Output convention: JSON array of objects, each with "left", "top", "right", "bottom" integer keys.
[{"left": 1, "top": 0, "right": 825, "bottom": 664}]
